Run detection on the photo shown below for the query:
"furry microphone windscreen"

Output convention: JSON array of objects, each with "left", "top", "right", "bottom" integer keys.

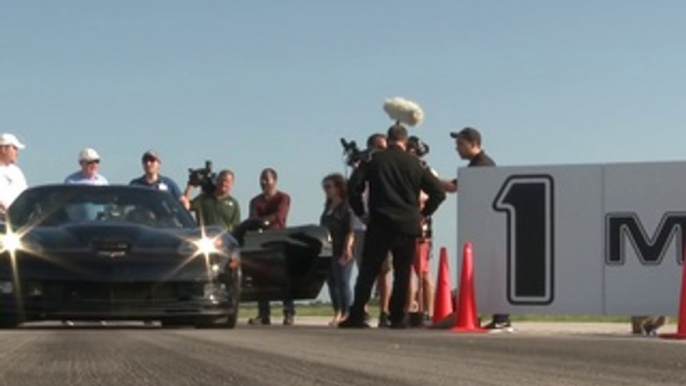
[{"left": 383, "top": 97, "right": 424, "bottom": 127}]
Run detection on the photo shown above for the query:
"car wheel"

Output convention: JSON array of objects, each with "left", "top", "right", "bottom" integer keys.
[{"left": 225, "top": 311, "right": 238, "bottom": 329}]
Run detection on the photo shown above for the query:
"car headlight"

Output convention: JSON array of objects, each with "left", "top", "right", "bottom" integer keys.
[
  {"left": 194, "top": 236, "right": 223, "bottom": 256},
  {"left": 0, "top": 232, "right": 22, "bottom": 253},
  {"left": 179, "top": 236, "right": 226, "bottom": 257}
]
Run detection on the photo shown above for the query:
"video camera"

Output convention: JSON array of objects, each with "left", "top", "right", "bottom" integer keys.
[
  {"left": 188, "top": 160, "right": 217, "bottom": 194},
  {"left": 407, "top": 136, "right": 430, "bottom": 158},
  {"left": 340, "top": 138, "right": 372, "bottom": 167}
]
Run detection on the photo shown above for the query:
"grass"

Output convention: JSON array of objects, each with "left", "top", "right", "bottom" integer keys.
[{"left": 240, "top": 302, "right": 643, "bottom": 323}]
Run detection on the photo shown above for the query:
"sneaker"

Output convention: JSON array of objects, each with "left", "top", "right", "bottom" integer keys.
[
  {"left": 248, "top": 316, "right": 271, "bottom": 326},
  {"left": 364, "top": 312, "right": 371, "bottom": 323},
  {"left": 378, "top": 312, "right": 391, "bottom": 328},
  {"left": 484, "top": 320, "right": 514, "bottom": 332},
  {"left": 338, "top": 318, "right": 370, "bottom": 329},
  {"left": 283, "top": 314, "right": 294, "bottom": 326},
  {"left": 62, "top": 320, "right": 74, "bottom": 327},
  {"left": 642, "top": 323, "right": 658, "bottom": 337}
]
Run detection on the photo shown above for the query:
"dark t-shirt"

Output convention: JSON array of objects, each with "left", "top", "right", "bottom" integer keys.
[
  {"left": 129, "top": 175, "right": 182, "bottom": 199},
  {"left": 320, "top": 202, "right": 351, "bottom": 257},
  {"left": 191, "top": 193, "right": 241, "bottom": 231},
  {"left": 468, "top": 151, "right": 496, "bottom": 167}
]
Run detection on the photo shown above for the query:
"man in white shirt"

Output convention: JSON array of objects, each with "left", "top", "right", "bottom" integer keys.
[
  {"left": 63, "top": 148, "right": 108, "bottom": 223},
  {"left": 0, "top": 133, "right": 28, "bottom": 213},
  {"left": 62, "top": 148, "right": 108, "bottom": 327},
  {"left": 65, "top": 148, "right": 108, "bottom": 185}
]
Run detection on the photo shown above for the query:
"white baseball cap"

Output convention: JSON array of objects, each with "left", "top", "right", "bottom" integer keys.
[
  {"left": 78, "top": 148, "right": 101, "bottom": 162},
  {"left": 0, "top": 133, "right": 26, "bottom": 150}
]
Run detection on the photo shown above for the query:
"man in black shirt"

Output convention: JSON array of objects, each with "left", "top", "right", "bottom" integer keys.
[
  {"left": 449, "top": 127, "right": 511, "bottom": 331},
  {"left": 340, "top": 125, "right": 446, "bottom": 328}
]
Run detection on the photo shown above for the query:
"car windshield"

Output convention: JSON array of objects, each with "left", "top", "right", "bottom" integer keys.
[{"left": 7, "top": 185, "right": 196, "bottom": 229}]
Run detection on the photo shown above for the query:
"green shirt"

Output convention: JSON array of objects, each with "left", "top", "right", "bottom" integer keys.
[{"left": 191, "top": 193, "right": 241, "bottom": 231}]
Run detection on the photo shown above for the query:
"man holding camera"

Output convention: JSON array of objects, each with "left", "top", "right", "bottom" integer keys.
[
  {"left": 247, "top": 168, "right": 294, "bottom": 326},
  {"left": 349, "top": 133, "right": 394, "bottom": 327},
  {"left": 130, "top": 150, "right": 183, "bottom": 200},
  {"left": 183, "top": 170, "right": 241, "bottom": 232},
  {"left": 340, "top": 125, "right": 446, "bottom": 329}
]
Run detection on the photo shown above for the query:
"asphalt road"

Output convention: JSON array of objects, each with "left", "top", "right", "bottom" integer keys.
[{"left": 0, "top": 323, "right": 683, "bottom": 386}]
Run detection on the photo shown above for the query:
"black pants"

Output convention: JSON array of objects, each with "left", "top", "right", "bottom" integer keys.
[{"left": 349, "top": 221, "right": 416, "bottom": 326}]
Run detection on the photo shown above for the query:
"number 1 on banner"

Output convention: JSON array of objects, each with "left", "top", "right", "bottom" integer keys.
[{"left": 493, "top": 175, "right": 555, "bottom": 305}]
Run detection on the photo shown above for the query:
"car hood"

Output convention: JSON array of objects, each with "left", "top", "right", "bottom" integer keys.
[
  {"left": 24, "top": 223, "right": 221, "bottom": 251},
  {"left": 0, "top": 223, "right": 234, "bottom": 282}
]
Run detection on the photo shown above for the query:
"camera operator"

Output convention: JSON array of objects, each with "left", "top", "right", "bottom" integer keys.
[
  {"left": 347, "top": 133, "right": 394, "bottom": 327},
  {"left": 183, "top": 169, "right": 241, "bottom": 232},
  {"left": 340, "top": 125, "right": 446, "bottom": 329}
]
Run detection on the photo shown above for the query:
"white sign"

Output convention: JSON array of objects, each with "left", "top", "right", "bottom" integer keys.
[{"left": 458, "top": 162, "right": 685, "bottom": 315}]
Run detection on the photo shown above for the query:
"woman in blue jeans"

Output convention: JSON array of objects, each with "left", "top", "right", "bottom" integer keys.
[{"left": 320, "top": 173, "right": 354, "bottom": 326}]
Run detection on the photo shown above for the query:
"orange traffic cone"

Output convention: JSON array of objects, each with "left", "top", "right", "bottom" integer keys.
[
  {"left": 452, "top": 242, "right": 486, "bottom": 333},
  {"left": 432, "top": 247, "right": 453, "bottom": 324},
  {"left": 661, "top": 257, "right": 686, "bottom": 340}
]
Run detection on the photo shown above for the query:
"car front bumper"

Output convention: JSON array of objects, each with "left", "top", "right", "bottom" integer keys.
[{"left": 0, "top": 281, "right": 239, "bottom": 322}]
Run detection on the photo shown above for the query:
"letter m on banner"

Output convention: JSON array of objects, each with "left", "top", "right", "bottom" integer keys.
[{"left": 606, "top": 212, "right": 686, "bottom": 266}]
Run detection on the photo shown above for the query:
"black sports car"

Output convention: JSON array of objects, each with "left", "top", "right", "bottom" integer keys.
[{"left": 0, "top": 185, "right": 331, "bottom": 328}]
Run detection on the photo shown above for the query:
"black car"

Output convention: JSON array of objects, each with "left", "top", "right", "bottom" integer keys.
[{"left": 0, "top": 185, "right": 331, "bottom": 328}]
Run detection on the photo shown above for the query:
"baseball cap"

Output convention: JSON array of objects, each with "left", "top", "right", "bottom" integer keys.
[
  {"left": 0, "top": 133, "right": 26, "bottom": 149},
  {"left": 142, "top": 150, "right": 161, "bottom": 162},
  {"left": 78, "top": 148, "right": 101, "bottom": 162},
  {"left": 450, "top": 127, "right": 482, "bottom": 145}
]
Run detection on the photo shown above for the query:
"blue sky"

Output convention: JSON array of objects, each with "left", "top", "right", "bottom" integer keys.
[{"left": 2, "top": 1, "right": 686, "bottom": 282}]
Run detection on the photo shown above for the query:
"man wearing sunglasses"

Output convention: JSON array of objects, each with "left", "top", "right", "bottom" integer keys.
[
  {"left": 0, "top": 133, "right": 28, "bottom": 214},
  {"left": 62, "top": 147, "right": 109, "bottom": 327},
  {"left": 65, "top": 148, "right": 108, "bottom": 186}
]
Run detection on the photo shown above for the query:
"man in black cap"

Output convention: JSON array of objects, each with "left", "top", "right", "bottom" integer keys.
[
  {"left": 340, "top": 124, "right": 446, "bottom": 328},
  {"left": 451, "top": 127, "right": 495, "bottom": 168},
  {"left": 449, "top": 127, "right": 511, "bottom": 331},
  {"left": 130, "top": 150, "right": 183, "bottom": 200}
]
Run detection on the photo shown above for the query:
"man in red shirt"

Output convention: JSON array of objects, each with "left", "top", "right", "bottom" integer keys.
[{"left": 247, "top": 168, "right": 295, "bottom": 325}]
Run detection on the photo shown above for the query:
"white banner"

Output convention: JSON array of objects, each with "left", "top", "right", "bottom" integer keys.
[{"left": 458, "top": 162, "right": 685, "bottom": 315}]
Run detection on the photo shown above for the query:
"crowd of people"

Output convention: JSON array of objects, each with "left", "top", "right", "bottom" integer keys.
[{"left": 0, "top": 125, "right": 520, "bottom": 330}]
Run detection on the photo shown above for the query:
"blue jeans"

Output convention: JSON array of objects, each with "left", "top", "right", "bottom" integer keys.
[
  {"left": 327, "top": 257, "right": 354, "bottom": 315},
  {"left": 258, "top": 299, "right": 295, "bottom": 318}
]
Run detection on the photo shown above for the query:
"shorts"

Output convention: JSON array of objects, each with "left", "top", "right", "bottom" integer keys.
[
  {"left": 353, "top": 230, "right": 392, "bottom": 274},
  {"left": 413, "top": 238, "right": 432, "bottom": 275}
]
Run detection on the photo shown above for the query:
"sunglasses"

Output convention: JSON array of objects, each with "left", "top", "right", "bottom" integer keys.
[
  {"left": 86, "top": 160, "right": 100, "bottom": 165},
  {"left": 323, "top": 184, "right": 336, "bottom": 190}
]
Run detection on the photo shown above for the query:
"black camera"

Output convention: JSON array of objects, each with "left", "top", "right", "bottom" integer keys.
[
  {"left": 408, "top": 136, "right": 430, "bottom": 158},
  {"left": 188, "top": 160, "right": 217, "bottom": 194},
  {"left": 340, "top": 138, "right": 372, "bottom": 166}
]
